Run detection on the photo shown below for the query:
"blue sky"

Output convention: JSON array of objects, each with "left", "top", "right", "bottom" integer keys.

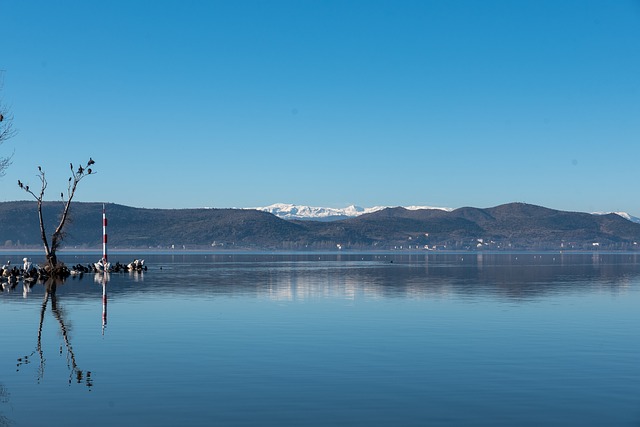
[{"left": 1, "top": 1, "right": 639, "bottom": 215}]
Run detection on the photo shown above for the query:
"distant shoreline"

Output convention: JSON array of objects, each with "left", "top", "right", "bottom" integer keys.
[{"left": 2, "top": 248, "right": 639, "bottom": 256}]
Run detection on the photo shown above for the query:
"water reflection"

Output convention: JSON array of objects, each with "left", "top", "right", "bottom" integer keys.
[
  {"left": 94, "top": 272, "right": 109, "bottom": 335},
  {"left": 3, "top": 253, "right": 639, "bottom": 304},
  {"left": 0, "top": 277, "right": 19, "bottom": 293},
  {"left": 204, "top": 253, "right": 640, "bottom": 301},
  {"left": 1, "top": 253, "right": 639, "bottom": 427},
  {"left": 128, "top": 269, "right": 145, "bottom": 282},
  {"left": 16, "top": 278, "right": 93, "bottom": 389},
  {"left": 74, "top": 252, "right": 639, "bottom": 303}
]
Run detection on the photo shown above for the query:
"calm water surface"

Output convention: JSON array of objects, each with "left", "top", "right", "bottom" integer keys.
[{"left": 1, "top": 252, "right": 639, "bottom": 426}]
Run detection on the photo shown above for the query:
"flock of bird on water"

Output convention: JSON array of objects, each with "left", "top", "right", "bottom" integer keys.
[{"left": 0, "top": 257, "right": 147, "bottom": 292}]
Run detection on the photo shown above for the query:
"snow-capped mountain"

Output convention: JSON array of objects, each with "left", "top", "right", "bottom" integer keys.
[
  {"left": 254, "top": 203, "right": 453, "bottom": 221},
  {"left": 255, "top": 204, "right": 640, "bottom": 223},
  {"left": 593, "top": 211, "right": 640, "bottom": 224}
]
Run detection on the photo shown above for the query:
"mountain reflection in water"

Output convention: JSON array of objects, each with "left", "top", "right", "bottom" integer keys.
[
  {"left": 3, "top": 252, "right": 636, "bottom": 302},
  {"left": 136, "top": 252, "right": 640, "bottom": 301}
]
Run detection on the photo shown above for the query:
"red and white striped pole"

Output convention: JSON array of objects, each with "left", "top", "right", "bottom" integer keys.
[
  {"left": 101, "top": 204, "right": 108, "bottom": 335},
  {"left": 102, "top": 204, "right": 108, "bottom": 264}
]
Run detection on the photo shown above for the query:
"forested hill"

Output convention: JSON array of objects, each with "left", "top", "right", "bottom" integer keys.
[{"left": 0, "top": 201, "right": 639, "bottom": 251}]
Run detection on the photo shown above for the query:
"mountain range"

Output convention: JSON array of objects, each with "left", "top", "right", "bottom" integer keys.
[
  {"left": 0, "top": 201, "right": 639, "bottom": 251},
  {"left": 255, "top": 203, "right": 640, "bottom": 224},
  {"left": 252, "top": 203, "right": 453, "bottom": 221}
]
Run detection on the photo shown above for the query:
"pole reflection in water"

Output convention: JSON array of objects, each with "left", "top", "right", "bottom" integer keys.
[
  {"left": 95, "top": 272, "right": 109, "bottom": 335},
  {"left": 16, "top": 277, "right": 93, "bottom": 389}
]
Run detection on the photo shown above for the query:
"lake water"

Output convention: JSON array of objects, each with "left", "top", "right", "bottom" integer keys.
[{"left": 1, "top": 252, "right": 639, "bottom": 426}]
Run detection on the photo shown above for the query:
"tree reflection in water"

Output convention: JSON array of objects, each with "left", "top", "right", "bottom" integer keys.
[{"left": 16, "top": 278, "right": 93, "bottom": 389}]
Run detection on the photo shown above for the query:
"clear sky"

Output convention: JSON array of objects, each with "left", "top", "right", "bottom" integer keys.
[{"left": 1, "top": 1, "right": 639, "bottom": 215}]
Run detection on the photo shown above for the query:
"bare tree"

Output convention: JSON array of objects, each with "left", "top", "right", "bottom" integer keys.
[
  {"left": 0, "top": 70, "right": 16, "bottom": 176},
  {"left": 18, "top": 159, "right": 96, "bottom": 276}
]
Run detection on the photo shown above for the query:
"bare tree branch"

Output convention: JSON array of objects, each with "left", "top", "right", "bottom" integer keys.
[
  {"left": 18, "top": 159, "right": 96, "bottom": 275},
  {"left": 0, "top": 71, "right": 16, "bottom": 176}
]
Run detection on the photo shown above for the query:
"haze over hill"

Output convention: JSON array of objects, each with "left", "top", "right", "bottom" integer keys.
[{"left": 1, "top": 201, "right": 639, "bottom": 251}]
